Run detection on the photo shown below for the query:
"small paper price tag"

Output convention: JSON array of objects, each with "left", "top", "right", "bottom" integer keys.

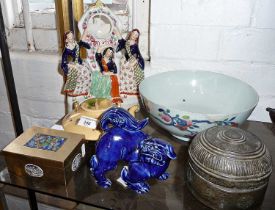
[{"left": 78, "top": 116, "right": 97, "bottom": 129}]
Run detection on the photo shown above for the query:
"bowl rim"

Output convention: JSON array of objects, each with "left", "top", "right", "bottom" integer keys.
[{"left": 139, "top": 70, "right": 259, "bottom": 117}]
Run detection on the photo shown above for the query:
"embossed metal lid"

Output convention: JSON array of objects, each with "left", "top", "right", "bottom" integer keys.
[{"left": 188, "top": 126, "right": 272, "bottom": 180}]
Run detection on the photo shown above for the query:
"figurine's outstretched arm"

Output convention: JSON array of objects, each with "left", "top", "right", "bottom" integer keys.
[{"left": 116, "top": 38, "right": 126, "bottom": 52}]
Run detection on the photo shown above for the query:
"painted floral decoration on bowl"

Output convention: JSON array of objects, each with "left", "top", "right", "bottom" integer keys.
[{"left": 139, "top": 70, "right": 259, "bottom": 141}]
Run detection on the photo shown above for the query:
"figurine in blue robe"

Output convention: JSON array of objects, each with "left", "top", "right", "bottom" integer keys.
[
  {"left": 61, "top": 31, "right": 91, "bottom": 97},
  {"left": 116, "top": 29, "right": 145, "bottom": 96}
]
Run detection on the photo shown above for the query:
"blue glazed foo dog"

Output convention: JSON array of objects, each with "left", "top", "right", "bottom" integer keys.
[{"left": 90, "top": 107, "right": 176, "bottom": 194}]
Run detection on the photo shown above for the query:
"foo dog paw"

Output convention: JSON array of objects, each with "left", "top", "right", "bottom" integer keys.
[
  {"left": 96, "top": 179, "right": 112, "bottom": 188},
  {"left": 128, "top": 182, "right": 150, "bottom": 194},
  {"left": 121, "top": 166, "right": 150, "bottom": 193},
  {"left": 89, "top": 167, "right": 95, "bottom": 176},
  {"left": 158, "top": 172, "right": 169, "bottom": 180}
]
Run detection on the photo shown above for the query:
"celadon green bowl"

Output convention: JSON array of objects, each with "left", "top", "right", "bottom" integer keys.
[{"left": 139, "top": 70, "right": 259, "bottom": 141}]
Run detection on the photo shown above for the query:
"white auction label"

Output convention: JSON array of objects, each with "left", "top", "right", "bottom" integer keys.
[{"left": 78, "top": 116, "right": 97, "bottom": 129}]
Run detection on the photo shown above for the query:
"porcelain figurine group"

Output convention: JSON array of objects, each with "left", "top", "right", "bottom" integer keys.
[
  {"left": 60, "top": 1, "right": 145, "bottom": 104},
  {"left": 60, "top": 1, "right": 176, "bottom": 194},
  {"left": 90, "top": 107, "right": 176, "bottom": 193}
]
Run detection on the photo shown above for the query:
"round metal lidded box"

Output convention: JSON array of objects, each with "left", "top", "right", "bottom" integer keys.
[{"left": 187, "top": 126, "right": 272, "bottom": 210}]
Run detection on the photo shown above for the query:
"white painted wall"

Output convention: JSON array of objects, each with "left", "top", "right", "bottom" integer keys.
[
  {"left": 149, "top": 0, "right": 275, "bottom": 123},
  {"left": 0, "top": 52, "right": 64, "bottom": 148},
  {"left": 1, "top": 0, "right": 275, "bottom": 149}
]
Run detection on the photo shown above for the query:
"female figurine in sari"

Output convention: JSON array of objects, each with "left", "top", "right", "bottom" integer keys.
[
  {"left": 61, "top": 31, "right": 91, "bottom": 97},
  {"left": 116, "top": 29, "right": 145, "bottom": 96},
  {"left": 95, "top": 47, "right": 122, "bottom": 104}
]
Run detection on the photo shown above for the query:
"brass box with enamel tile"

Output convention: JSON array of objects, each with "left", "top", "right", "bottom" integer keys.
[{"left": 3, "top": 126, "right": 86, "bottom": 187}]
